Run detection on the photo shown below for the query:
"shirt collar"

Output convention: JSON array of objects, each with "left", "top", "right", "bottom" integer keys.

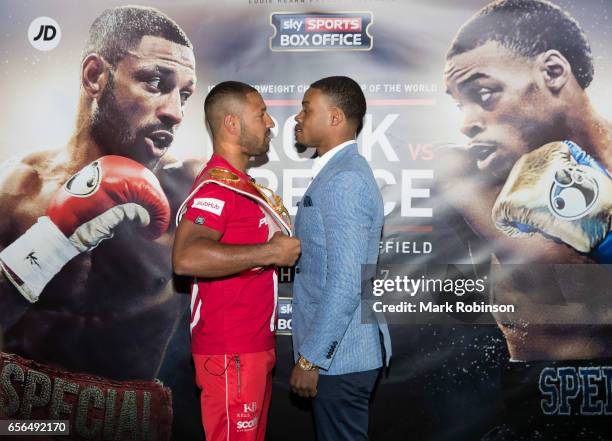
[{"left": 312, "top": 140, "right": 355, "bottom": 179}]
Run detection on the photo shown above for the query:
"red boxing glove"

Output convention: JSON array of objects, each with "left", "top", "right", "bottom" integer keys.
[
  {"left": 0, "top": 156, "right": 170, "bottom": 302},
  {"left": 47, "top": 155, "right": 170, "bottom": 246}
]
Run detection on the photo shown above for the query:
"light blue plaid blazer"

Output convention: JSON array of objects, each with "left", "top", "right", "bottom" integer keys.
[{"left": 292, "top": 143, "right": 392, "bottom": 375}]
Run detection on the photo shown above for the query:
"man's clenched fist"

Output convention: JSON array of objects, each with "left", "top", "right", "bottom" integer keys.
[{"left": 268, "top": 231, "right": 301, "bottom": 267}]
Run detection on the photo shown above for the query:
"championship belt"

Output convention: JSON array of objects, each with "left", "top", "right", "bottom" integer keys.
[{"left": 176, "top": 166, "right": 292, "bottom": 236}]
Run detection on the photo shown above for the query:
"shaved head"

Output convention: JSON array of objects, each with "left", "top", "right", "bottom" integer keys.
[
  {"left": 83, "top": 5, "right": 192, "bottom": 67},
  {"left": 204, "top": 81, "right": 258, "bottom": 137},
  {"left": 447, "top": 0, "right": 593, "bottom": 89}
]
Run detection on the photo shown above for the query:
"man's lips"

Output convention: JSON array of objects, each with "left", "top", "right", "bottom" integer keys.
[
  {"left": 468, "top": 143, "right": 498, "bottom": 170},
  {"left": 144, "top": 130, "right": 174, "bottom": 158},
  {"left": 145, "top": 130, "right": 174, "bottom": 158},
  {"left": 147, "top": 130, "right": 174, "bottom": 149}
]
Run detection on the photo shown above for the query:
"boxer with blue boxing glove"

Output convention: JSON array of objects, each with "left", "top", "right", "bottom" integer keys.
[{"left": 493, "top": 140, "right": 612, "bottom": 263}]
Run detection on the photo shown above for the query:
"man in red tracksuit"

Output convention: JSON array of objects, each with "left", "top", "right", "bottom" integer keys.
[{"left": 173, "top": 81, "right": 300, "bottom": 441}]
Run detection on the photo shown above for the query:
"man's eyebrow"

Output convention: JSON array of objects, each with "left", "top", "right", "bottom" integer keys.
[
  {"left": 137, "top": 65, "right": 195, "bottom": 87},
  {"left": 445, "top": 71, "right": 490, "bottom": 95},
  {"left": 135, "top": 64, "right": 173, "bottom": 76},
  {"left": 456, "top": 72, "right": 489, "bottom": 91},
  {"left": 155, "top": 65, "right": 176, "bottom": 76}
]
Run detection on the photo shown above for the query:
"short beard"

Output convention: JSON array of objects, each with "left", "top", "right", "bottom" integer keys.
[
  {"left": 239, "top": 120, "right": 269, "bottom": 156},
  {"left": 90, "top": 71, "right": 136, "bottom": 158},
  {"left": 89, "top": 71, "right": 171, "bottom": 170}
]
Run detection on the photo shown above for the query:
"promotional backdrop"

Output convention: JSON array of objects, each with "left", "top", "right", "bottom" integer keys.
[{"left": 1, "top": 1, "right": 611, "bottom": 440}]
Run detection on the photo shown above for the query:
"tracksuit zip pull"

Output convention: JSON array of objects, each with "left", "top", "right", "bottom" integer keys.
[{"left": 235, "top": 355, "right": 241, "bottom": 397}]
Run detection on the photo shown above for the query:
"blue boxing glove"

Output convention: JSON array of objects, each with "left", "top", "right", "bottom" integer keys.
[{"left": 492, "top": 140, "right": 612, "bottom": 262}]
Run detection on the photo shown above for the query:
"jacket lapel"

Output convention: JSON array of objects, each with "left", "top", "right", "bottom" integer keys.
[
  {"left": 295, "top": 143, "right": 358, "bottom": 235},
  {"left": 305, "top": 143, "right": 358, "bottom": 198}
]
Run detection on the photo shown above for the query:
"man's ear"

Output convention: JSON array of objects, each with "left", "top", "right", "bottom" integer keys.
[
  {"left": 538, "top": 49, "right": 571, "bottom": 93},
  {"left": 330, "top": 107, "right": 345, "bottom": 127},
  {"left": 223, "top": 114, "right": 240, "bottom": 136},
  {"left": 82, "top": 53, "right": 109, "bottom": 98}
]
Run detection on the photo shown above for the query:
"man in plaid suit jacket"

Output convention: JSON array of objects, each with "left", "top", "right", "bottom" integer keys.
[{"left": 290, "top": 76, "right": 392, "bottom": 441}]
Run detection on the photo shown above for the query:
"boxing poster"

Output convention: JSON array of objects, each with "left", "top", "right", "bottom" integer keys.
[{"left": 1, "top": 0, "right": 611, "bottom": 440}]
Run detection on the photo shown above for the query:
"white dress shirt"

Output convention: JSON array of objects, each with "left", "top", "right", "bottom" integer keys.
[{"left": 311, "top": 140, "right": 356, "bottom": 181}]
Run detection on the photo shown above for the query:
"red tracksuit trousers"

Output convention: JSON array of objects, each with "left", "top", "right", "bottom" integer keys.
[{"left": 193, "top": 349, "right": 275, "bottom": 441}]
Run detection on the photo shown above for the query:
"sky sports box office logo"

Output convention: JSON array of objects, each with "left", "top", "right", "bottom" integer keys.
[
  {"left": 270, "top": 12, "right": 373, "bottom": 51},
  {"left": 276, "top": 297, "right": 292, "bottom": 335}
]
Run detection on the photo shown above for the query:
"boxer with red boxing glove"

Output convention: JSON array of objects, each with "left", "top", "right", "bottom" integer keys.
[
  {"left": 1, "top": 156, "right": 171, "bottom": 303},
  {"left": 0, "top": 5, "right": 199, "bottom": 389}
]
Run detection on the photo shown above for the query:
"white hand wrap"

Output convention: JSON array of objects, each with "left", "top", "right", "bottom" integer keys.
[{"left": 0, "top": 217, "right": 79, "bottom": 302}]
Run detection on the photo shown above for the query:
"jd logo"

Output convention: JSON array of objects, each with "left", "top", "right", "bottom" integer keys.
[
  {"left": 28, "top": 17, "right": 61, "bottom": 51},
  {"left": 33, "top": 25, "right": 56, "bottom": 41}
]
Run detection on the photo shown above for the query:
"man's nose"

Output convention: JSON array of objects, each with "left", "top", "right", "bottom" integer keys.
[
  {"left": 158, "top": 91, "right": 183, "bottom": 127},
  {"left": 460, "top": 105, "right": 485, "bottom": 139}
]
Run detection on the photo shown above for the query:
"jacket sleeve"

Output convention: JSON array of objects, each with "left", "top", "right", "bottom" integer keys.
[{"left": 298, "top": 171, "right": 372, "bottom": 370}]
